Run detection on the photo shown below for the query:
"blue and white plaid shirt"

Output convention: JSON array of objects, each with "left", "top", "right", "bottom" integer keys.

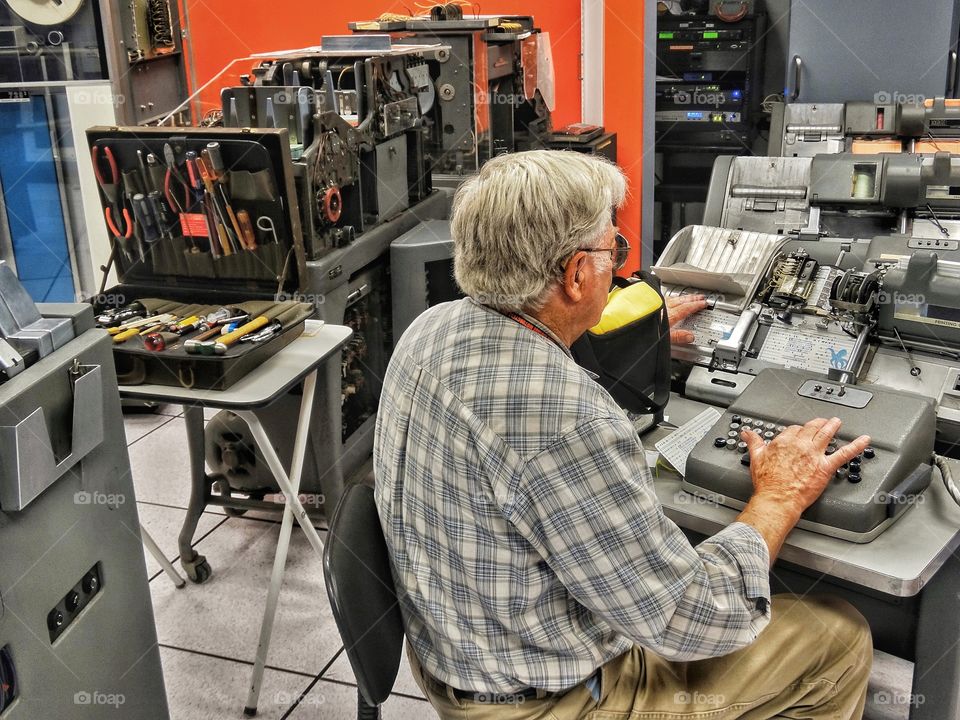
[{"left": 374, "top": 298, "right": 771, "bottom": 694}]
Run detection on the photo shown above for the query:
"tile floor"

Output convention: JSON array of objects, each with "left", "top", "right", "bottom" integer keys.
[{"left": 125, "top": 407, "right": 914, "bottom": 720}]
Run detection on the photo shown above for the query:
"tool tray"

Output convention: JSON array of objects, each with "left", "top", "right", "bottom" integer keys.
[{"left": 86, "top": 127, "right": 313, "bottom": 390}]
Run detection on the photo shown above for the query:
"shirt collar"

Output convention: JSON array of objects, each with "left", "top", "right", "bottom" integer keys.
[{"left": 468, "top": 297, "right": 574, "bottom": 359}]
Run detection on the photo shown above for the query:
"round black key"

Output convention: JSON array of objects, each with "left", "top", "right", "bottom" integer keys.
[
  {"left": 742, "top": 417, "right": 754, "bottom": 425},
  {"left": 728, "top": 430, "right": 739, "bottom": 438},
  {"left": 737, "top": 441, "right": 748, "bottom": 453},
  {"left": 731, "top": 414, "right": 742, "bottom": 424},
  {"left": 725, "top": 439, "right": 738, "bottom": 450},
  {"left": 763, "top": 430, "right": 775, "bottom": 440},
  {"left": 825, "top": 447, "right": 836, "bottom": 455},
  {"left": 764, "top": 422, "right": 776, "bottom": 431},
  {"left": 776, "top": 425, "right": 786, "bottom": 433},
  {"left": 863, "top": 447, "right": 875, "bottom": 459},
  {"left": 714, "top": 437, "right": 726, "bottom": 448},
  {"left": 849, "top": 459, "right": 862, "bottom": 472},
  {"left": 741, "top": 454, "right": 751, "bottom": 466},
  {"left": 729, "top": 422, "right": 742, "bottom": 431},
  {"left": 848, "top": 473, "right": 862, "bottom": 484},
  {"left": 752, "top": 419, "right": 764, "bottom": 428}
]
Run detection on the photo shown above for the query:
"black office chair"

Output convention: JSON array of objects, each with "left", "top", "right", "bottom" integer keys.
[{"left": 324, "top": 482, "right": 406, "bottom": 720}]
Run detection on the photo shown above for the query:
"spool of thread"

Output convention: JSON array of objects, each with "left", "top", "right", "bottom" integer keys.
[{"left": 852, "top": 169, "right": 875, "bottom": 199}]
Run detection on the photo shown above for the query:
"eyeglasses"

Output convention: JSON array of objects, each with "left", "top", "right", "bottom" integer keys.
[{"left": 577, "top": 233, "right": 631, "bottom": 271}]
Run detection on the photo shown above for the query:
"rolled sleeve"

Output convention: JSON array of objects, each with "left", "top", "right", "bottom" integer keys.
[{"left": 502, "top": 416, "right": 772, "bottom": 661}]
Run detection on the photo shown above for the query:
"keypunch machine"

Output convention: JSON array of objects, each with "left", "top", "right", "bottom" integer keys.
[{"left": 0, "top": 263, "right": 168, "bottom": 718}]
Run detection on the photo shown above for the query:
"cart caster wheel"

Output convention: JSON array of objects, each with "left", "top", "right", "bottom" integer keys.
[{"left": 182, "top": 555, "right": 212, "bottom": 584}]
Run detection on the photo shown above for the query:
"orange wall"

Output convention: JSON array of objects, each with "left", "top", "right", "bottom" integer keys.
[
  {"left": 603, "top": 0, "right": 643, "bottom": 271},
  {"left": 184, "top": 1, "right": 582, "bottom": 127}
]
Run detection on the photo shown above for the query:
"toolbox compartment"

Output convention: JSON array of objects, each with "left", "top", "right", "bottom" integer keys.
[{"left": 85, "top": 127, "right": 313, "bottom": 390}]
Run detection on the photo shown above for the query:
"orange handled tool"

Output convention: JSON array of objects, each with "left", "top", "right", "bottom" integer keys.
[{"left": 214, "top": 316, "right": 269, "bottom": 354}]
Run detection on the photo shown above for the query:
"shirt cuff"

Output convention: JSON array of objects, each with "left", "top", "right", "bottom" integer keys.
[{"left": 705, "top": 521, "right": 772, "bottom": 615}]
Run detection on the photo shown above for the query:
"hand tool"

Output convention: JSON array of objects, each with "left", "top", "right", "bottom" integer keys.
[
  {"left": 96, "top": 301, "right": 146, "bottom": 327},
  {"left": 239, "top": 320, "right": 282, "bottom": 343},
  {"left": 147, "top": 190, "right": 175, "bottom": 240},
  {"left": 131, "top": 193, "right": 161, "bottom": 249},
  {"left": 189, "top": 151, "right": 232, "bottom": 256},
  {"left": 106, "top": 313, "right": 178, "bottom": 334},
  {"left": 171, "top": 315, "right": 202, "bottom": 335},
  {"left": 183, "top": 326, "right": 227, "bottom": 353},
  {"left": 256, "top": 215, "right": 279, "bottom": 244},
  {"left": 137, "top": 149, "right": 152, "bottom": 192},
  {"left": 144, "top": 332, "right": 179, "bottom": 351},
  {"left": 198, "top": 154, "right": 242, "bottom": 252},
  {"left": 236, "top": 210, "right": 257, "bottom": 250},
  {"left": 112, "top": 327, "right": 143, "bottom": 343},
  {"left": 92, "top": 145, "right": 135, "bottom": 262}
]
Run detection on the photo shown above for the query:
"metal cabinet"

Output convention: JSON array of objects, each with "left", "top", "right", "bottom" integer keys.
[{"left": 786, "top": 0, "right": 960, "bottom": 103}]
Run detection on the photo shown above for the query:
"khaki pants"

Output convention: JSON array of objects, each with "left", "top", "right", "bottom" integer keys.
[{"left": 409, "top": 595, "right": 873, "bottom": 720}]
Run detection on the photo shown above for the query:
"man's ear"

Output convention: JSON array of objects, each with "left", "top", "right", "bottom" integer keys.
[{"left": 561, "top": 252, "right": 587, "bottom": 303}]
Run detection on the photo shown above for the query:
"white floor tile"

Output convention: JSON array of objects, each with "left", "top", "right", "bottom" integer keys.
[
  {"left": 159, "top": 645, "right": 311, "bottom": 720},
  {"left": 129, "top": 417, "right": 198, "bottom": 509},
  {"left": 125, "top": 411, "right": 177, "bottom": 445},
  {"left": 137, "top": 502, "right": 225, "bottom": 579},
  {"left": 323, "top": 641, "right": 425, "bottom": 699},
  {"left": 286, "top": 680, "right": 433, "bottom": 720},
  {"left": 150, "top": 516, "right": 341, "bottom": 675}
]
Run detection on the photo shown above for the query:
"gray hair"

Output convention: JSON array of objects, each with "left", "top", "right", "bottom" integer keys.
[{"left": 451, "top": 150, "right": 627, "bottom": 312}]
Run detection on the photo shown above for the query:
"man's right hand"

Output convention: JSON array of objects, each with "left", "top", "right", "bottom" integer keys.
[{"left": 736, "top": 418, "right": 871, "bottom": 563}]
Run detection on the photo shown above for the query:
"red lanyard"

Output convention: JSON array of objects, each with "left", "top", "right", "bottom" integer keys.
[{"left": 504, "top": 312, "right": 565, "bottom": 351}]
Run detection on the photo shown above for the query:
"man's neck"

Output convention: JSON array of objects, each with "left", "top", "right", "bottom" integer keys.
[{"left": 525, "top": 305, "right": 581, "bottom": 348}]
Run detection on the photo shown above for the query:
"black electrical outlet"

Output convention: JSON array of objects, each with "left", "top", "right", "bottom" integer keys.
[
  {"left": 0, "top": 644, "right": 16, "bottom": 712},
  {"left": 47, "top": 562, "right": 103, "bottom": 643}
]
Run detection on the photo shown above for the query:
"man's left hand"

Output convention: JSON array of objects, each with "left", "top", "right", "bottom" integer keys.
[{"left": 666, "top": 294, "right": 708, "bottom": 344}]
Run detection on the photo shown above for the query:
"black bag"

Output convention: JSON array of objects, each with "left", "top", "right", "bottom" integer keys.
[{"left": 571, "top": 270, "right": 671, "bottom": 418}]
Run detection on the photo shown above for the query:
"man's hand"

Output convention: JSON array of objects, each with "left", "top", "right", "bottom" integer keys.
[
  {"left": 666, "top": 294, "right": 708, "bottom": 344},
  {"left": 736, "top": 418, "right": 871, "bottom": 563}
]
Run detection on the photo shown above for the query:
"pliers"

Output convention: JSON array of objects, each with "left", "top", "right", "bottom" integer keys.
[{"left": 92, "top": 145, "right": 135, "bottom": 260}]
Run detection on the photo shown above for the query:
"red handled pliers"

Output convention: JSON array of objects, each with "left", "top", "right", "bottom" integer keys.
[{"left": 92, "top": 145, "right": 134, "bottom": 257}]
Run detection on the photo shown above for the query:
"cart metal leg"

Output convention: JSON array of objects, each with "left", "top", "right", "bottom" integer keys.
[
  {"left": 141, "top": 526, "right": 186, "bottom": 588},
  {"left": 240, "top": 370, "right": 323, "bottom": 716},
  {"left": 179, "top": 404, "right": 213, "bottom": 583}
]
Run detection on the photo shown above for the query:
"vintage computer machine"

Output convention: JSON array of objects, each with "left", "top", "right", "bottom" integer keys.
[
  {"left": 769, "top": 97, "right": 960, "bottom": 158},
  {"left": 0, "top": 263, "right": 168, "bottom": 717},
  {"left": 348, "top": 11, "right": 554, "bottom": 177},
  {"left": 187, "top": 37, "right": 452, "bottom": 522},
  {"left": 653, "top": 141, "right": 960, "bottom": 541}
]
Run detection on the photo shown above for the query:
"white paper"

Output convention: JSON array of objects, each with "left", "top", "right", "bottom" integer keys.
[{"left": 654, "top": 407, "right": 723, "bottom": 476}]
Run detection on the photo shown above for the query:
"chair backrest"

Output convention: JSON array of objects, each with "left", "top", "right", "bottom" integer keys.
[{"left": 323, "top": 483, "right": 405, "bottom": 707}]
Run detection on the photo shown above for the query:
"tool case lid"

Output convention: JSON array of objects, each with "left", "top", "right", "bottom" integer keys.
[{"left": 85, "top": 126, "right": 307, "bottom": 296}]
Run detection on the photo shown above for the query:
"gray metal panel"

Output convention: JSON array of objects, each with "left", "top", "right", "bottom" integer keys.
[
  {"left": 0, "top": 320, "right": 168, "bottom": 718},
  {"left": 390, "top": 219, "right": 455, "bottom": 342},
  {"left": 787, "top": 0, "right": 960, "bottom": 103}
]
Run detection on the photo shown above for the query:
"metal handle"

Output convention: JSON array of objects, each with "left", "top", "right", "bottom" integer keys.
[
  {"left": 346, "top": 283, "right": 370, "bottom": 305},
  {"left": 948, "top": 50, "right": 958, "bottom": 98},
  {"left": 789, "top": 55, "right": 803, "bottom": 102}
]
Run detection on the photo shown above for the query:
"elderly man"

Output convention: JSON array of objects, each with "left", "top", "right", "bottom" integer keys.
[{"left": 374, "top": 150, "right": 873, "bottom": 720}]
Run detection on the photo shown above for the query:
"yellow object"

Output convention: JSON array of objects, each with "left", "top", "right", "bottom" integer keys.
[
  {"left": 217, "top": 315, "right": 269, "bottom": 348},
  {"left": 112, "top": 327, "right": 141, "bottom": 343},
  {"left": 589, "top": 281, "right": 663, "bottom": 335}
]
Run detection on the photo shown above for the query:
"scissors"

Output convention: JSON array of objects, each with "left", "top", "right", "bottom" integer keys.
[{"left": 92, "top": 145, "right": 134, "bottom": 260}]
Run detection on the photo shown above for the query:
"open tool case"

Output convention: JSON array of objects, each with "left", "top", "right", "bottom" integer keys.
[{"left": 85, "top": 126, "right": 313, "bottom": 390}]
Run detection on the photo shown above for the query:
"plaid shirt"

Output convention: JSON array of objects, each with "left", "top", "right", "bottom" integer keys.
[{"left": 374, "top": 298, "right": 771, "bottom": 694}]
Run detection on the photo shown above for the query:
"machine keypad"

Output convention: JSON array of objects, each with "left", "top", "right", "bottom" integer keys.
[{"left": 713, "top": 414, "right": 876, "bottom": 482}]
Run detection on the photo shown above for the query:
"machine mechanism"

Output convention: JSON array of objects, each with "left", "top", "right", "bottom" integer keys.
[
  {"left": 655, "top": 108, "right": 960, "bottom": 537},
  {"left": 348, "top": 12, "right": 554, "bottom": 176},
  {"left": 220, "top": 36, "right": 446, "bottom": 257}
]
